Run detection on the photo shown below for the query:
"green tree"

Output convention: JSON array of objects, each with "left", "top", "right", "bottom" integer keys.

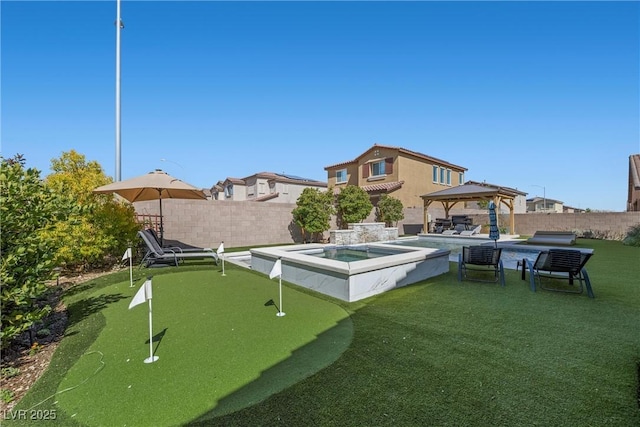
[
  {"left": 476, "top": 199, "right": 489, "bottom": 210},
  {"left": 43, "top": 150, "right": 140, "bottom": 270},
  {"left": 335, "top": 185, "right": 373, "bottom": 229},
  {"left": 375, "top": 194, "right": 404, "bottom": 227},
  {"left": 292, "top": 187, "right": 335, "bottom": 242},
  {"left": 0, "top": 155, "right": 68, "bottom": 348}
]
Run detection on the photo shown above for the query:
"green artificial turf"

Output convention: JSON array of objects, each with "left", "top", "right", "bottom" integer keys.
[
  {"left": 7, "top": 265, "right": 352, "bottom": 426},
  {"left": 8, "top": 239, "right": 640, "bottom": 426}
]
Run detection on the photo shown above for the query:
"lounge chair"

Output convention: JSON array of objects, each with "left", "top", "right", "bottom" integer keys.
[
  {"left": 523, "top": 248, "right": 594, "bottom": 297},
  {"left": 138, "top": 230, "right": 218, "bottom": 267},
  {"left": 145, "top": 229, "right": 213, "bottom": 253},
  {"left": 460, "top": 225, "right": 481, "bottom": 236},
  {"left": 442, "top": 229, "right": 459, "bottom": 235},
  {"left": 526, "top": 231, "right": 576, "bottom": 246},
  {"left": 457, "top": 246, "right": 505, "bottom": 286}
]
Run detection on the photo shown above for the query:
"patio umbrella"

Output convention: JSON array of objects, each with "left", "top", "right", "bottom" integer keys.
[
  {"left": 488, "top": 200, "right": 500, "bottom": 248},
  {"left": 93, "top": 169, "right": 207, "bottom": 245}
]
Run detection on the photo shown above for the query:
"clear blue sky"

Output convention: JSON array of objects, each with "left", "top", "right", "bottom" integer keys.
[{"left": 2, "top": 1, "right": 638, "bottom": 211}]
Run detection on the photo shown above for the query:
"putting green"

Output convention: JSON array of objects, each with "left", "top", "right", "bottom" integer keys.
[{"left": 54, "top": 269, "right": 352, "bottom": 426}]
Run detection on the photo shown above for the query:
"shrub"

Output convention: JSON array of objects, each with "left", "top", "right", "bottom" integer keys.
[
  {"left": 375, "top": 194, "right": 404, "bottom": 227},
  {"left": 622, "top": 224, "right": 640, "bottom": 247},
  {"left": 43, "top": 150, "right": 140, "bottom": 270},
  {"left": 36, "top": 328, "right": 51, "bottom": 338},
  {"left": 1, "top": 366, "right": 20, "bottom": 379},
  {"left": 0, "top": 155, "right": 63, "bottom": 349},
  {"left": 292, "top": 188, "right": 335, "bottom": 242},
  {"left": 335, "top": 185, "right": 373, "bottom": 228},
  {"left": 1, "top": 389, "right": 14, "bottom": 404}
]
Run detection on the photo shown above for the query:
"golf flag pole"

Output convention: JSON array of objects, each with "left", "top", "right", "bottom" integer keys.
[
  {"left": 129, "top": 277, "right": 159, "bottom": 364},
  {"left": 269, "top": 259, "right": 285, "bottom": 317},
  {"left": 217, "top": 241, "right": 225, "bottom": 276},
  {"left": 122, "top": 247, "right": 133, "bottom": 287}
]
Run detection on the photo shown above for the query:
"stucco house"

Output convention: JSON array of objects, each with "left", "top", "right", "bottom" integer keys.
[
  {"left": 211, "top": 172, "right": 327, "bottom": 203},
  {"left": 463, "top": 180, "right": 528, "bottom": 214},
  {"left": 628, "top": 154, "right": 640, "bottom": 212},
  {"left": 324, "top": 144, "right": 467, "bottom": 208},
  {"left": 526, "top": 196, "right": 564, "bottom": 213}
]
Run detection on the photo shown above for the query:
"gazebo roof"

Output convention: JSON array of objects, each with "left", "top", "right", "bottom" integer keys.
[{"left": 421, "top": 183, "right": 521, "bottom": 202}]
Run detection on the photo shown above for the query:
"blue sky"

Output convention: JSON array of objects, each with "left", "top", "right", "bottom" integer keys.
[{"left": 2, "top": 1, "right": 638, "bottom": 211}]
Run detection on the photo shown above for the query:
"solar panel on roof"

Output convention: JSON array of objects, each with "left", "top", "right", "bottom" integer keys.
[{"left": 276, "top": 173, "right": 312, "bottom": 181}]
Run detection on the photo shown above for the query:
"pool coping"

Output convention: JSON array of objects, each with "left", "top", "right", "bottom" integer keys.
[{"left": 250, "top": 243, "right": 449, "bottom": 276}]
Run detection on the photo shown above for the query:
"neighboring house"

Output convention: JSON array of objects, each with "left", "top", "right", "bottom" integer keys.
[
  {"left": 563, "top": 205, "right": 585, "bottom": 214},
  {"left": 324, "top": 143, "right": 467, "bottom": 208},
  {"left": 628, "top": 154, "right": 640, "bottom": 212},
  {"left": 463, "top": 180, "right": 528, "bottom": 214},
  {"left": 526, "top": 197, "right": 564, "bottom": 213},
  {"left": 211, "top": 172, "right": 327, "bottom": 203}
]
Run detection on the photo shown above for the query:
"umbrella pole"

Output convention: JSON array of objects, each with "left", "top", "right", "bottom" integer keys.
[{"left": 159, "top": 194, "right": 163, "bottom": 247}]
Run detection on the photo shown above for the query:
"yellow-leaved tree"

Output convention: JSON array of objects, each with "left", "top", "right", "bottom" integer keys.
[{"left": 44, "top": 150, "right": 140, "bottom": 271}]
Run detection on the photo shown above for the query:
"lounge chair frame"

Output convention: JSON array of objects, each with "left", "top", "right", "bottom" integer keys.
[
  {"left": 138, "top": 230, "right": 218, "bottom": 267},
  {"left": 523, "top": 249, "right": 594, "bottom": 298},
  {"left": 457, "top": 246, "right": 505, "bottom": 286},
  {"left": 526, "top": 231, "right": 576, "bottom": 246}
]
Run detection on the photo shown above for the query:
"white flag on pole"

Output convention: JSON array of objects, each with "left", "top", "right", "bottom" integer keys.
[
  {"left": 129, "top": 279, "right": 152, "bottom": 309},
  {"left": 216, "top": 242, "right": 224, "bottom": 255},
  {"left": 121, "top": 247, "right": 132, "bottom": 261},
  {"left": 269, "top": 259, "right": 282, "bottom": 279}
]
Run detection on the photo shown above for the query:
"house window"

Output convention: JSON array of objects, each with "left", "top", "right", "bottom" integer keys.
[
  {"left": 336, "top": 169, "right": 347, "bottom": 183},
  {"left": 446, "top": 169, "right": 451, "bottom": 185},
  {"left": 248, "top": 184, "right": 255, "bottom": 197},
  {"left": 371, "top": 160, "right": 386, "bottom": 177},
  {"left": 459, "top": 172, "right": 464, "bottom": 185},
  {"left": 225, "top": 184, "right": 233, "bottom": 197},
  {"left": 439, "top": 167, "right": 445, "bottom": 184},
  {"left": 269, "top": 181, "right": 276, "bottom": 194},
  {"left": 282, "top": 184, "right": 289, "bottom": 194},
  {"left": 432, "top": 165, "right": 438, "bottom": 183},
  {"left": 259, "top": 182, "right": 266, "bottom": 194}
]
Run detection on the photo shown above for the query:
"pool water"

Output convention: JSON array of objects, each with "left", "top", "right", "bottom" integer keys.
[
  {"left": 310, "top": 247, "right": 389, "bottom": 262},
  {"left": 389, "top": 238, "right": 541, "bottom": 269}
]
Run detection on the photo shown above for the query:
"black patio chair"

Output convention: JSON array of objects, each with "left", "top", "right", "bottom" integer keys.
[
  {"left": 457, "top": 246, "right": 505, "bottom": 286},
  {"left": 523, "top": 249, "right": 594, "bottom": 298}
]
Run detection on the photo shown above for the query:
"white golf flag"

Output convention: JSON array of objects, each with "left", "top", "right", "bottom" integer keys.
[
  {"left": 269, "top": 259, "right": 282, "bottom": 279},
  {"left": 217, "top": 242, "right": 224, "bottom": 255},
  {"left": 129, "top": 279, "right": 152, "bottom": 309},
  {"left": 121, "top": 247, "right": 132, "bottom": 261}
]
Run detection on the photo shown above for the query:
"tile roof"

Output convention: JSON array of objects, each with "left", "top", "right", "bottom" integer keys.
[
  {"left": 361, "top": 181, "right": 404, "bottom": 193},
  {"left": 324, "top": 143, "right": 466, "bottom": 171},
  {"left": 254, "top": 192, "right": 280, "bottom": 202}
]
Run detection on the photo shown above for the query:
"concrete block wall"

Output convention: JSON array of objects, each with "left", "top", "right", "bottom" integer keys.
[{"left": 134, "top": 200, "right": 640, "bottom": 248}]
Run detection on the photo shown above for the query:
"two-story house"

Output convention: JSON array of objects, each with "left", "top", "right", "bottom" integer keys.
[
  {"left": 324, "top": 144, "right": 467, "bottom": 208},
  {"left": 211, "top": 172, "right": 327, "bottom": 203}
]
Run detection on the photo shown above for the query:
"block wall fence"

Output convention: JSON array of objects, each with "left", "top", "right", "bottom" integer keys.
[{"left": 134, "top": 200, "right": 640, "bottom": 248}]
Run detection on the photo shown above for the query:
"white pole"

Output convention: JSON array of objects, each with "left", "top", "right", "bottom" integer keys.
[
  {"left": 277, "top": 276, "right": 285, "bottom": 317},
  {"left": 115, "top": 0, "right": 122, "bottom": 181},
  {"left": 221, "top": 254, "right": 226, "bottom": 276},
  {"left": 144, "top": 298, "right": 159, "bottom": 363},
  {"left": 128, "top": 247, "right": 133, "bottom": 287}
]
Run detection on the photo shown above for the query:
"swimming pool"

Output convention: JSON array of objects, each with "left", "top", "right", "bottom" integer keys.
[
  {"left": 310, "top": 246, "right": 399, "bottom": 262},
  {"left": 251, "top": 243, "right": 450, "bottom": 302},
  {"left": 388, "top": 236, "right": 542, "bottom": 269}
]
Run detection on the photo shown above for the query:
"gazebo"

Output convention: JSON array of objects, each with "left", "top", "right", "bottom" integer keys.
[{"left": 421, "top": 183, "right": 521, "bottom": 234}]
